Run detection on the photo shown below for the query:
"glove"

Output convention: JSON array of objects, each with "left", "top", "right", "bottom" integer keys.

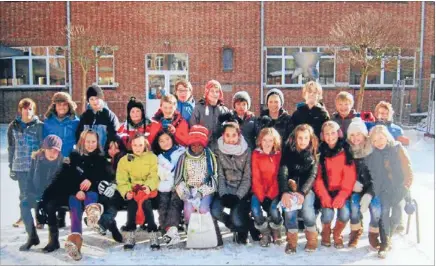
[
  {"left": 262, "top": 197, "right": 273, "bottom": 210},
  {"left": 332, "top": 196, "right": 346, "bottom": 209},
  {"left": 359, "top": 193, "right": 372, "bottom": 213},
  {"left": 36, "top": 200, "right": 48, "bottom": 225},
  {"left": 9, "top": 171, "right": 18, "bottom": 181},
  {"left": 98, "top": 181, "right": 117, "bottom": 198},
  {"left": 321, "top": 197, "right": 333, "bottom": 208},
  {"left": 221, "top": 194, "right": 239, "bottom": 206},
  {"left": 353, "top": 181, "right": 363, "bottom": 193}
]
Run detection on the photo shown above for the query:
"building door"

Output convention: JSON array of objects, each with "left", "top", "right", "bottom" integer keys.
[{"left": 145, "top": 53, "right": 188, "bottom": 118}]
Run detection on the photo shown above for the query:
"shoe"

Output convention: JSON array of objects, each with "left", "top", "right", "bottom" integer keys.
[
  {"left": 84, "top": 203, "right": 103, "bottom": 228},
  {"left": 284, "top": 232, "right": 298, "bottom": 254},
  {"left": 321, "top": 223, "right": 332, "bottom": 247},
  {"left": 255, "top": 222, "right": 272, "bottom": 247},
  {"left": 42, "top": 227, "right": 60, "bottom": 253},
  {"left": 149, "top": 231, "right": 160, "bottom": 251},
  {"left": 270, "top": 222, "right": 283, "bottom": 245},
  {"left": 304, "top": 230, "right": 318, "bottom": 252},
  {"left": 19, "top": 226, "right": 40, "bottom": 251},
  {"left": 233, "top": 231, "right": 249, "bottom": 245},
  {"left": 348, "top": 225, "right": 363, "bottom": 248},
  {"left": 368, "top": 227, "right": 380, "bottom": 250},
  {"left": 163, "top": 226, "right": 181, "bottom": 247},
  {"left": 333, "top": 220, "right": 347, "bottom": 249},
  {"left": 123, "top": 231, "right": 136, "bottom": 250},
  {"left": 64, "top": 233, "right": 82, "bottom": 261}
]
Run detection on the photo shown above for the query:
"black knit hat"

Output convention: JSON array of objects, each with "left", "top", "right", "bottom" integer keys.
[
  {"left": 86, "top": 84, "right": 104, "bottom": 102},
  {"left": 127, "top": 96, "right": 146, "bottom": 125},
  {"left": 42, "top": 134, "right": 63, "bottom": 152}
]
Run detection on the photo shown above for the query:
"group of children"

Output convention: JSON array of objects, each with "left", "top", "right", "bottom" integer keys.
[{"left": 7, "top": 79, "right": 413, "bottom": 260}]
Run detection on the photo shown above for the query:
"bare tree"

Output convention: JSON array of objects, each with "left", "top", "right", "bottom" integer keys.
[{"left": 329, "top": 10, "right": 415, "bottom": 112}]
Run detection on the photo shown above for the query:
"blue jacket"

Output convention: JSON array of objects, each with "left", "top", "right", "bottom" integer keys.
[
  {"left": 43, "top": 112, "right": 80, "bottom": 157},
  {"left": 177, "top": 97, "right": 195, "bottom": 122},
  {"left": 366, "top": 121, "right": 404, "bottom": 140}
]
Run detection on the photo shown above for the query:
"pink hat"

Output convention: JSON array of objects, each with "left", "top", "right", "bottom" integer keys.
[{"left": 204, "top": 80, "right": 224, "bottom": 103}]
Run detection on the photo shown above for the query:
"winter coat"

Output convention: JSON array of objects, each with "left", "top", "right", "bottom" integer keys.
[
  {"left": 349, "top": 140, "right": 374, "bottom": 197},
  {"left": 43, "top": 112, "right": 80, "bottom": 157},
  {"left": 251, "top": 149, "right": 281, "bottom": 202},
  {"left": 218, "top": 111, "right": 257, "bottom": 150},
  {"left": 366, "top": 120, "right": 404, "bottom": 140},
  {"left": 177, "top": 97, "right": 195, "bottom": 122},
  {"left": 365, "top": 142, "right": 413, "bottom": 206},
  {"left": 148, "top": 110, "right": 190, "bottom": 147},
  {"left": 157, "top": 146, "right": 186, "bottom": 192},
  {"left": 76, "top": 104, "right": 120, "bottom": 152},
  {"left": 278, "top": 145, "right": 317, "bottom": 196},
  {"left": 215, "top": 136, "right": 252, "bottom": 199},
  {"left": 42, "top": 149, "right": 114, "bottom": 206},
  {"left": 256, "top": 108, "right": 293, "bottom": 147},
  {"left": 189, "top": 98, "right": 230, "bottom": 148},
  {"left": 290, "top": 103, "right": 330, "bottom": 139},
  {"left": 314, "top": 140, "right": 357, "bottom": 208},
  {"left": 331, "top": 109, "right": 359, "bottom": 138},
  {"left": 117, "top": 119, "right": 151, "bottom": 151},
  {"left": 116, "top": 151, "right": 159, "bottom": 198},
  {"left": 7, "top": 116, "right": 44, "bottom": 172}
]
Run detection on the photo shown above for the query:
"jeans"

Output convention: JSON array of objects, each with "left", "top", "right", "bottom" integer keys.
[
  {"left": 183, "top": 195, "right": 213, "bottom": 224},
  {"left": 349, "top": 193, "right": 382, "bottom": 227},
  {"left": 251, "top": 195, "right": 282, "bottom": 226},
  {"left": 211, "top": 195, "right": 250, "bottom": 232},
  {"left": 321, "top": 199, "right": 350, "bottom": 224},
  {"left": 158, "top": 192, "right": 183, "bottom": 230},
  {"left": 69, "top": 191, "right": 98, "bottom": 234},
  {"left": 283, "top": 190, "right": 316, "bottom": 231},
  {"left": 20, "top": 197, "right": 37, "bottom": 234},
  {"left": 98, "top": 194, "right": 119, "bottom": 230},
  {"left": 380, "top": 200, "right": 403, "bottom": 236}
]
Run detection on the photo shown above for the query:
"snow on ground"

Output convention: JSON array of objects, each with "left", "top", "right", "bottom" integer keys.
[{"left": 0, "top": 125, "right": 434, "bottom": 265}]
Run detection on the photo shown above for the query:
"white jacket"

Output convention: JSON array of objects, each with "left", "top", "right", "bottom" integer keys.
[{"left": 157, "top": 146, "right": 186, "bottom": 192}]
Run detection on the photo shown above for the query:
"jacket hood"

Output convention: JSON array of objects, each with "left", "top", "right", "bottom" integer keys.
[{"left": 349, "top": 139, "right": 373, "bottom": 159}]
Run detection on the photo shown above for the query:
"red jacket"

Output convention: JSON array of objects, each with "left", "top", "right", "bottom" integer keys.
[
  {"left": 251, "top": 149, "right": 281, "bottom": 202},
  {"left": 117, "top": 121, "right": 151, "bottom": 151},
  {"left": 147, "top": 110, "right": 190, "bottom": 146}
]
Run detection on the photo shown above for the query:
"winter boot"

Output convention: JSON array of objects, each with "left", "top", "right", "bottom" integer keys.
[
  {"left": 304, "top": 228, "right": 318, "bottom": 252},
  {"left": 255, "top": 222, "right": 272, "bottom": 247},
  {"left": 42, "top": 227, "right": 60, "bottom": 253},
  {"left": 270, "top": 222, "right": 283, "bottom": 245},
  {"left": 368, "top": 226, "right": 381, "bottom": 250},
  {"left": 249, "top": 218, "right": 261, "bottom": 241},
  {"left": 57, "top": 210, "right": 66, "bottom": 228},
  {"left": 149, "top": 231, "right": 161, "bottom": 251},
  {"left": 13, "top": 217, "right": 23, "bottom": 228},
  {"left": 19, "top": 225, "right": 40, "bottom": 251},
  {"left": 348, "top": 223, "right": 363, "bottom": 248},
  {"left": 64, "top": 233, "right": 82, "bottom": 261},
  {"left": 233, "top": 231, "right": 249, "bottom": 245},
  {"left": 107, "top": 221, "right": 123, "bottom": 243},
  {"left": 213, "top": 218, "right": 223, "bottom": 247},
  {"left": 321, "top": 223, "right": 332, "bottom": 247},
  {"left": 378, "top": 223, "right": 392, "bottom": 259},
  {"left": 333, "top": 220, "right": 347, "bottom": 249},
  {"left": 123, "top": 231, "right": 136, "bottom": 250},
  {"left": 284, "top": 231, "right": 298, "bottom": 254},
  {"left": 84, "top": 203, "right": 104, "bottom": 229},
  {"left": 163, "top": 226, "right": 181, "bottom": 247}
]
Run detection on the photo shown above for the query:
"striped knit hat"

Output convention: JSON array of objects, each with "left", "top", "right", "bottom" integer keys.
[{"left": 187, "top": 125, "right": 209, "bottom": 147}]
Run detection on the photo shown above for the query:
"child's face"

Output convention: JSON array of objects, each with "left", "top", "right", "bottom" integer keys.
[
  {"left": 372, "top": 133, "right": 388, "bottom": 150},
  {"left": 261, "top": 134, "right": 274, "bottom": 154},
  {"left": 207, "top": 87, "right": 221, "bottom": 105},
  {"left": 223, "top": 127, "right": 239, "bottom": 145},
  {"left": 304, "top": 90, "right": 319, "bottom": 106},
  {"left": 267, "top": 94, "right": 282, "bottom": 113},
  {"left": 161, "top": 102, "right": 176, "bottom": 118},
  {"left": 21, "top": 106, "right": 34, "bottom": 120},
  {"left": 234, "top": 101, "right": 248, "bottom": 116},
  {"left": 108, "top": 142, "right": 120, "bottom": 159},
  {"left": 130, "top": 107, "right": 142, "bottom": 124},
  {"left": 55, "top": 102, "right": 69, "bottom": 118},
  {"left": 84, "top": 133, "right": 98, "bottom": 153},
  {"left": 158, "top": 133, "right": 173, "bottom": 151},
  {"left": 296, "top": 130, "right": 311, "bottom": 150},
  {"left": 190, "top": 143, "right": 204, "bottom": 154},
  {"left": 45, "top": 148, "right": 60, "bottom": 161},
  {"left": 89, "top": 96, "right": 102, "bottom": 111},
  {"left": 336, "top": 100, "right": 352, "bottom": 118},
  {"left": 323, "top": 126, "right": 339, "bottom": 148},
  {"left": 132, "top": 137, "right": 146, "bottom": 156},
  {"left": 349, "top": 132, "right": 365, "bottom": 146},
  {"left": 176, "top": 84, "right": 191, "bottom": 102},
  {"left": 376, "top": 107, "right": 390, "bottom": 122}
]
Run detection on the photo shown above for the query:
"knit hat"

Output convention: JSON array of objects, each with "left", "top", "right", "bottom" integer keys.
[
  {"left": 347, "top": 117, "right": 368, "bottom": 137},
  {"left": 266, "top": 88, "right": 284, "bottom": 105},
  {"left": 232, "top": 91, "right": 251, "bottom": 110},
  {"left": 127, "top": 97, "right": 145, "bottom": 121},
  {"left": 204, "top": 80, "right": 224, "bottom": 103},
  {"left": 86, "top": 84, "right": 104, "bottom": 102},
  {"left": 42, "top": 134, "right": 63, "bottom": 151},
  {"left": 187, "top": 125, "right": 209, "bottom": 147}
]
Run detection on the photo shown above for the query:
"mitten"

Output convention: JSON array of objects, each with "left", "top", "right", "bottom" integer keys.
[
  {"left": 359, "top": 193, "right": 372, "bottom": 213},
  {"left": 353, "top": 181, "right": 363, "bottom": 193}
]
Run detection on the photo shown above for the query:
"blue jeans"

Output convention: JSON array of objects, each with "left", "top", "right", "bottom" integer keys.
[
  {"left": 69, "top": 191, "right": 98, "bottom": 234},
  {"left": 283, "top": 190, "right": 316, "bottom": 231},
  {"left": 211, "top": 195, "right": 250, "bottom": 232},
  {"left": 321, "top": 199, "right": 350, "bottom": 224},
  {"left": 251, "top": 195, "right": 282, "bottom": 226},
  {"left": 349, "top": 193, "right": 382, "bottom": 227}
]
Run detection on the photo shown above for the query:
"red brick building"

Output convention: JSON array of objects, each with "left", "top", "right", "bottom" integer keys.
[{"left": 0, "top": 1, "right": 434, "bottom": 122}]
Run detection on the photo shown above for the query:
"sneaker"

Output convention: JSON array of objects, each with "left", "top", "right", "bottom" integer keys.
[
  {"left": 84, "top": 203, "right": 103, "bottom": 228},
  {"left": 163, "top": 226, "right": 181, "bottom": 247}
]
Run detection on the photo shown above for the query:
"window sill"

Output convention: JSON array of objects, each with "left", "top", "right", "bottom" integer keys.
[
  {"left": 93, "top": 83, "right": 119, "bottom": 90},
  {"left": 0, "top": 85, "right": 67, "bottom": 90}
]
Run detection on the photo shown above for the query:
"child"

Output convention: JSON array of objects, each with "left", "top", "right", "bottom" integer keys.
[
  {"left": 19, "top": 135, "right": 63, "bottom": 252},
  {"left": 117, "top": 96, "right": 151, "bottom": 151},
  {"left": 151, "top": 130, "right": 185, "bottom": 247},
  {"left": 346, "top": 118, "right": 381, "bottom": 249},
  {"left": 175, "top": 79, "right": 195, "bottom": 122},
  {"left": 174, "top": 125, "right": 221, "bottom": 245},
  {"left": 331, "top": 91, "right": 359, "bottom": 138},
  {"left": 8, "top": 98, "right": 44, "bottom": 227},
  {"left": 116, "top": 134, "right": 160, "bottom": 250},
  {"left": 148, "top": 94, "right": 190, "bottom": 147},
  {"left": 366, "top": 125, "right": 413, "bottom": 258},
  {"left": 251, "top": 127, "right": 283, "bottom": 247},
  {"left": 211, "top": 122, "right": 252, "bottom": 244},
  {"left": 190, "top": 80, "right": 230, "bottom": 149},
  {"left": 278, "top": 124, "right": 318, "bottom": 254},
  {"left": 290, "top": 81, "right": 330, "bottom": 139},
  {"left": 314, "top": 121, "right": 356, "bottom": 249}
]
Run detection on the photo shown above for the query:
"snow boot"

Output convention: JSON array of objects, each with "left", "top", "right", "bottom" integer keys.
[
  {"left": 249, "top": 218, "right": 261, "bottom": 241},
  {"left": 304, "top": 228, "right": 318, "bottom": 252},
  {"left": 284, "top": 231, "right": 298, "bottom": 254},
  {"left": 348, "top": 223, "right": 363, "bottom": 248},
  {"left": 270, "top": 222, "right": 283, "bottom": 245},
  {"left": 255, "top": 222, "right": 272, "bottom": 247},
  {"left": 233, "top": 231, "right": 249, "bottom": 245},
  {"left": 84, "top": 203, "right": 104, "bottom": 229},
  {"left": 333, "top": 220, "right": 347, "bottom": 249},
  {"left": 19, "top": 225, "right": 40, "bottom": 251},
  {"left": 149, "top": 231, "right": 161, "bottom": 251},
  {"left": 368, "top": 226, "right": 380, "bottom": 250},
  {"left": 107, "top": 220, "right": 123, "bottom": 243},
  {"left": 123, "top": 231, "right": 136, "bottom": 250},
  {"left": 42, "top": 226, "right": 60, "bottom": 253},
  {"left": 378, "top": 224, "right": 391, "bottom": 259},
  {"left": 213, "top": 218, "right": 223, "bottom": 247},
  {"left": 64, "top": 233, "right": 82, "bottom": 261},
  {"left": 321, "top": 223, "right": 332, "bottom": 247},
  {"left": 163, "top": 226, "right": 181, "bottom": 247}
]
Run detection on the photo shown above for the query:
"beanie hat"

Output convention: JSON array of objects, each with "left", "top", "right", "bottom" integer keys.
[
  {"left": 42, "top": 134, "right": 63, "bottom": 152},
  {"left": 347, "top": 117, "right": 368, "bottom": 137},
  {"left": 232, "top": 91, "right": 251, "bottom": 110},
  {"left": 266, "top": 88, "right": 284, "bottom": 105},
  {"left": 86, "top": 84, "right": 104, "bottom": 102},
  {"left": 187, "top": 125, "right": 209, "bottom": 147},
  {"left": 204, "top": 80, "right": 224, "bottom": 103}
]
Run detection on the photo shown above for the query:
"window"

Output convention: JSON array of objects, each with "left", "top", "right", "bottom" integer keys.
[
  {"left": 0, "top": 46, "right": 67, "bottom": 88},
  {"left": 265, "top": 46, "right": 336, "bottom": 87},
  {"left": 222, "top": 48, "right": 233, "bottom": 71},
  {"left": 95, "top": 47, "right": 117, "bottom": 87}
]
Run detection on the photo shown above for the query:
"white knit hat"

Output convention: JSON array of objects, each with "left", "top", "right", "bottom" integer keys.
[{"left": 347, "top": 117, "right": 368, "bottom": 137}]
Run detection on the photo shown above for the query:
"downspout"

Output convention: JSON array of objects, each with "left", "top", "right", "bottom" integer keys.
[
  {"left": 260, "top": 1, "right": 265, "bottom": 107},
  {"left": 417, "top": 1, "right": 425, "bottom": 112},
  {"left": 67, "top": 1, "right": 73, "bottom": 96}
]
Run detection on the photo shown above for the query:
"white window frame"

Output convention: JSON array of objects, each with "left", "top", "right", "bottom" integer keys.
[
  {"left": 265, "top": 46, "right": 336, "bottom": 88},
  {"left": 0, "top": 46, "right": 67, "bottom": 89},
  {"left": 94, "top": 47, "right": 118, "bottom": 88}
]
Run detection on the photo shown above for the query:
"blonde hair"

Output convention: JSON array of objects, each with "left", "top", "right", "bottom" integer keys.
[
  {"left": 320, "top": 120, "right": 342, "bottom": 141},
  {"left": 76, "top": 130, "right": 103, "bottom": 155},
  {"left": 160, "top": 94, "right": 177, "bottom": 106},
  {"left": 302, "top": 81, "right": 323, "bottom": 100},
  {"left": 131, "top": 133, "right": 151, "bottom": 153},
  {"left": 369, "top": 125, "right": 395, "bottom": 147},
  {"left": 335, "top": 91, "right": 354, "bottom": 106},
  {"left": 374, "top": 101, "right": 394, "bottom": 121},
  {"left": 256, "top": 127, "right": 282, "bottom": 153}
]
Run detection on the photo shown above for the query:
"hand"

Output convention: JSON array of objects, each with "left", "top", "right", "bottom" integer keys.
[
  {"left": 144, "top": 186, "right": 151, "bottom": 195},
  {"left": 9, "top": 171, "right": 18, "bottom": 181},
  {"left": 281, "top": 193, "right": 292, "bottom": 209},
  {"left": 80, "top": 179, "right": 91, "bottom": 191},
  {"left": 36, "top": 200, "right": 48, "bottom": 225},
  {"left": 353, "top": 181, "right": 363, "bottom": 193},
  {"left": 359, "top": 193, "right": 372, "bottom": 213},
  {"left": 126, "top": 191, "right": 133, "bottom": 200},
  {"left": 168, "top": 124, "right": 176, "bottom": 134},
  {"left": 98, "top": 181, "right": 117, "bottom": 198},
  {"left": 332, "top": 197, "right": 345, "bottom": 209},
  {"left": 294, "top": 192, "right": 305, "bottom": 205},
  {"left": 76, "top": 191, "right": 86, "bottom": 201},
  {"left": 98, "top": 181, "right": 110, "bottom": 195},
  {"left": 321, "top": 197, "right": 333, "bottom": 208},
  {"left": 262, "top": 197, "right": 272, "bottom": 209}
]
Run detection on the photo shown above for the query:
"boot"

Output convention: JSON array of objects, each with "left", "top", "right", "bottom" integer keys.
[
  {"left": 149, "top": 231, "right": 161, "bottom": 251},
  {"left": 270, "top": 222, "right": 283, "bottom": 245},
  {"left": 213, "top": 219, "right": 223, "bottom": 247},
  {"left": 368, "top": 227, "right": 381, "bottom": 250},
  {"left": 378, "top": 223, "right": 391, "bottom": 259},
  {"left": 64, "top": 233, "right": 82, "bottom": 261},
  {"left": 19, "top": 225, "right": 40, "bottom": 251},
  {"left": 107, "top": 221, "right": 123, "bottom": 243},
  {"left": 84, "top": 203, "right": 104, "bottom": 228},
  {"left": 321, "top": 223, "right": 332, "bottom": 247},
  {"left": 249, "top": 218, "right": 261, "bottom": 241},
  {"left": 348, "top": 223, "right": 363, "bottom": 248},
  {"left": 233, "top": 231, "right": 249, "bottom": 245},
  {"left": 284, "top": 231, "right": 298, "bottom": 254},
  {"left": 304, "top": 229, "right": 318, "bottom": 252},
  {"left": 333, "top": 220, "right": 347, "bottom": 249},
  {"left": 255, "top": 222, "right": 272, "bottom": 247},
  {"left": 42, "top": 226, "right": 60, "bottom": 253},
  {"left": 163, "top": 226, "right": 181, "bottom": 247},
  {"left": 123, "top": 231, "right": 136, "bottom": 250}
]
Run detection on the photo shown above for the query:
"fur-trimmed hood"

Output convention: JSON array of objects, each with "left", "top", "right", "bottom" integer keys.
[{"left": 349, "top": 139, "right": 373, "bottom": 159}]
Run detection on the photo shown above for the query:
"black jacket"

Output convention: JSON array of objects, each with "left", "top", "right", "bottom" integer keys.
[
  {"left": 354, "top": 157, "right": 374, "bottom": 197},
  {"left": 256, "top": 108, "right": 293, "bottom": 147},
  {"left": 290, "top": 103, "right": 330, "bottom": 139}
]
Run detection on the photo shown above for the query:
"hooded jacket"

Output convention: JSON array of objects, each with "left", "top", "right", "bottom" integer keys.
[
  {"left": 117, "top": 119, "right": 151, "bottom": 151},
  {"left": 256, "top": 108, "right": 293, "bottom": 147},
  {"left": 251, "top": 149, "right": 281, "bottom": 202},
  {"left": 290, "top": 103, "right": 330, "bottom": 139},
  {"left": 148, "top": 110, "right": 190, "bottom": 146},
  {"left": 43, "top": 111, "right": 80, "bottom": 157}
]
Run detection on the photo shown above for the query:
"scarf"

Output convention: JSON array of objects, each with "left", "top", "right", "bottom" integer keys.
[{"left": 217, "top": 136, "right": 248, "bottom": 156}]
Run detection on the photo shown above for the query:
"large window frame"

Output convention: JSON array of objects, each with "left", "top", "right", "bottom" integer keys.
[
  {"left": 94, "top": 46, "right": 118, "bottom": 88},
  {"left": 0, "top": 46, "right": 67, "bottom": 89}
]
